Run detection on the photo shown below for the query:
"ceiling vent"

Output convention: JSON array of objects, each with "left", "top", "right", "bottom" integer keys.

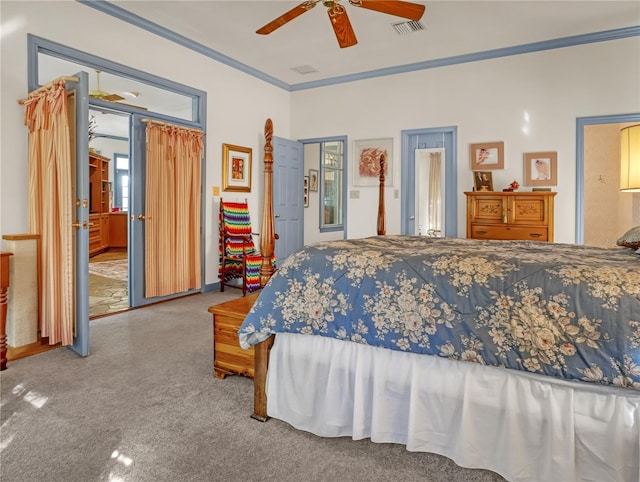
[
  {"left": 292, "top": 65, "right": 318, "bottom": 75},
  {"left": 392, "top": 20, "right": 425, "bottom": 35}
]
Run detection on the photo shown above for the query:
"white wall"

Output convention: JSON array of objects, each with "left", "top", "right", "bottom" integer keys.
[
  {"left": 0, "top": 1, "right": 291, "bottom": 285},
  {"left": 2, "top": 1, "right": 639, "bottom": 286},
  {"left": 290, "top": 38, "right": 640, "bottom": 243}
]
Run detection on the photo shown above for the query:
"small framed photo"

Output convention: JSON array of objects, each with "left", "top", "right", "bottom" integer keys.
[
  {"left": 470, "top": 142, "right": 504, "bottom": 170},
  {"left": 222, "top": 143, "right": 252, "bottom": 192},
  {"left": 353, "top": 138, "right": 393, "bottom": 186},
  {"left": 473, "top": 171, "right": 494, "bottom": 192},
  {"left": 523, "top": 151, "right": 557, "bottom": 186},
  {"left": 303, "top": 176, "right": 309, "bottom": 207},
  {"left": 309, "top": 169, "right": 319, "bottom": 192}
]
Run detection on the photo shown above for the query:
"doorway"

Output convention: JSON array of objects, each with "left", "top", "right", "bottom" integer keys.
[
  {"left": 87, "top": 109, "right": 130, "bottom": 318},
  {"left": 577, "top": 113, "right": 640, "bottom": 245},
  {"left": 401, "top": 127, "right": 458, "bottom": 237}
]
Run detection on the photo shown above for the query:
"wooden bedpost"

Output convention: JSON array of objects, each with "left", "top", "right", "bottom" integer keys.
[
  {"left": 251, "top": 334, "right": 274, "bottom": 422},
  {"left": 260, "top": 119, "right": 276, "bottom": 286},
  {"left": 377, "top": 153, "right": 386, "bottom": 235}
]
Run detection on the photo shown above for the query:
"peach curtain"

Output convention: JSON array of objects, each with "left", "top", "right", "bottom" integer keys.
[
  {"left": 22, "top": 80, "right": 74, "bottom": 345},
  {"left": 145, "top": 123, "right": 203, "bottom": 297},
  {"left": 428, "top": 151, "right": 442, "bottom": 236}
]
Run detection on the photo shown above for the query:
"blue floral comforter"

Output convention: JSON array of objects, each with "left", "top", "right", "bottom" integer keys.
[{"left": 238, "top": 236, "right": 640, "bottom": 391}]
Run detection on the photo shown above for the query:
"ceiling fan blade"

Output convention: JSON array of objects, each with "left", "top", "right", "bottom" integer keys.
[
  {"left": 350, "top": 0, "right": 425, "bottom": 21},
  {"left": 328, "top": 4, "right": 357, "bottom": 48},
  {"left": 256, "top": 1, "right": 319, "bottom": 35},
  {"left": 103, "top": 93, "right": 125, "bottom": 102}
]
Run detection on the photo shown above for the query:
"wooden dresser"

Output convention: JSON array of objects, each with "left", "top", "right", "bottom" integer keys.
[
  {"left": 208, "top": 292, "right": 259, "bottom": 379},
  {"left": 465, "top": 191, "right": 556, "bottom": 242}
]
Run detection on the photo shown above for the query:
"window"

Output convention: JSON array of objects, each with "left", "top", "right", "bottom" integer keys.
[
  {"left": 320, "top": 141, "right": 344, "bottom": 230},
  {"left": 113, "top": 153, "right": 129, "bottom": 211}
]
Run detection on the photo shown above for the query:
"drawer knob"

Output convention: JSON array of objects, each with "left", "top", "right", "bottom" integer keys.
[{"left": 530, "top": 233, "right": 541, "bottom": 238}]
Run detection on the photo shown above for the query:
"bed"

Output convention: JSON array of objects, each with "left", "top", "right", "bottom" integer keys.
[{"left": 240, "top": 119, "right": 640, "bottom": 482}]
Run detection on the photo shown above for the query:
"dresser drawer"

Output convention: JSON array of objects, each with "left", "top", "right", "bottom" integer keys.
[{"left": 470, "top": 225, "right": 548, "bottom": 241}]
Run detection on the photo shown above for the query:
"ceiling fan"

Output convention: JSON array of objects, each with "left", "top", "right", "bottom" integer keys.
[
  {"left": 89, "top": 70, "right": 125, "bottom": 102},
  {"left": 89, "top": 70, "right": 148, "bottom": 110},
  {"left": 256, "top": 0, "right": 426, "bottom": 48}
]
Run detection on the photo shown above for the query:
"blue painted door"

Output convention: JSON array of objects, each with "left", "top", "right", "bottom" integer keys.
[
  {"left": 69, "top": 71, "right": 90, "bottom": 356},
  {"left": 401, "top": 127, "right": 458, "bottom": 238},
  {"left": 128, "top": 114, "right": 203, "bottom": 307},
  {"left": 272, "top": 136, "right": 304, "bottom": 263}
]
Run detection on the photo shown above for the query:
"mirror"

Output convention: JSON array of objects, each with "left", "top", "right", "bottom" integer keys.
[{"left": 415, "top": 148, "right": 445, "bottom": 237}]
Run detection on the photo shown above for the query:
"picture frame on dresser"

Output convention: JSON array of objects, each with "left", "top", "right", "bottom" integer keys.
[
  {"left": 473, "top": 171, "right": 494, "bottom": 192},
  {"left": 470, "top": 142, "right": 504, "bottom": 170},
  {"left": 524, "top": 151, "right": 557, "bottom": 186}
]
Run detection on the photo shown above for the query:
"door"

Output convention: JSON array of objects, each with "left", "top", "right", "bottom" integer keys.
[
  {"left": 129, "top": 114, "right": 203, "bottom": 308},
  {"left": 68, "top": 71, "right": 91, "bottom": 356},
  {"left": 401, "top": 127, "right": 458, "bottom": 238},
  {"left": 272, "top": 136, "right": 304, "bottom": 263}
]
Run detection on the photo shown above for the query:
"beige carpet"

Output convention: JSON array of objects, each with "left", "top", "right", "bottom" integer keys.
[{"left": 0, "top": 291, "right": 504, "bottom": 482}]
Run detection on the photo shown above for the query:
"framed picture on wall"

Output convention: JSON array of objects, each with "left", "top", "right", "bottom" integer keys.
[
  {"left": 309, "top": 169, "right": 319, "bottom": 192},
  {"left": 303, "top": 176, "right": 309, "bottom": 207},
  {"left": 353, "top": 138, "right": 393, "bottom": 186},
  {"left": 470, "top": 142, "right": 504, "bottom": 170},
  {"left": 222, "top": 143, "right": 252, "bottom": 192},
  {"left": 523, "top": 151, "right": 557, "bottom": 186}
]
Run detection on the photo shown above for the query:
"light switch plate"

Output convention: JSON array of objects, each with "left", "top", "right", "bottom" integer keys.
[{"left": 212, "top": 186, "right": 220, "bottom": 196}]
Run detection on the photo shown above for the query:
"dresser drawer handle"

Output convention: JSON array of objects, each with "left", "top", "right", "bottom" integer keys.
[
  {"left": 476, "top": 230, "right": 487, "bottom": 235},
  {"left": 530, "top": 233, "right": 541, "bottom": 238}
]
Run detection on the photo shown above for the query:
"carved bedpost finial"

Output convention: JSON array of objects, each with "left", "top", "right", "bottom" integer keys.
[
  {"left": 260, "top": 119, "right": 276, "bottom": 285},
  {"left": 264, "top": 118, "right": 273, "bottom": 144},
  {"left": 377, "top": 153, "right": 386, "bottom": 235}
]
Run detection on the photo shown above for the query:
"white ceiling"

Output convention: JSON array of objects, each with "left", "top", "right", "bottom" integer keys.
[
  {"left": 60, "top": 1, "right": 638, "bottom": 138},
  {"left": 108, "top": 0, "right": 639, "bottom": 86}
]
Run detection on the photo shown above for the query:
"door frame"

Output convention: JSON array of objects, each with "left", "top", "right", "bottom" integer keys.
[
  {"left": 298, "top": 136, "right": 349, "bottom": 240},
  {"left": 28, "top": 35, "right": 207, "bottom": 352},
  {"left": 401, "top": 127, "right": 458, "bottom": 237},
  {"left": 575, "top": 113, "right": 640, "bottom": 244}
]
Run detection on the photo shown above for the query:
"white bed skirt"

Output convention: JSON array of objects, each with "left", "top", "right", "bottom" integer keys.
[{"left": 266, "top": 333, "right": 640, "bottom": 482}]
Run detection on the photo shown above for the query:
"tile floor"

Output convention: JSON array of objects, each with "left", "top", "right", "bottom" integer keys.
[{"left": 89, "top": 250, "right": 128, "bottom": 318}]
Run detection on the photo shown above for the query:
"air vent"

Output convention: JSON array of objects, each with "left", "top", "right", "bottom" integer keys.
[
  {"left": 392, "top": 20, "right": 425, "bottom": 35},
  {"left": 291, "top": 65, "right": 318, "bottom": 75}
]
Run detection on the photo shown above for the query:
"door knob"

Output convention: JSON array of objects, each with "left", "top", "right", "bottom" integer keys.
[
  {"left": 274, "top": 214, "right": 281, "bottom": 218},
  {"left": 72, "top": 221, "right": 88, "bottom": 230},
  {"left": 409, "top": 216, "right": 415, "bottom": 220},
  {"left": 138, "top": 214, "right": 145, "bottom": 221}
]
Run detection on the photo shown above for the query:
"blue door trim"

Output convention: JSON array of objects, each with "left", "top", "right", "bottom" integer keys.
[
  {"left": 575, "top": 113, "right": 640, "bottom": 244},
  {"left": 401, "top": 127, "right": 458, "bottom": 237}
]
